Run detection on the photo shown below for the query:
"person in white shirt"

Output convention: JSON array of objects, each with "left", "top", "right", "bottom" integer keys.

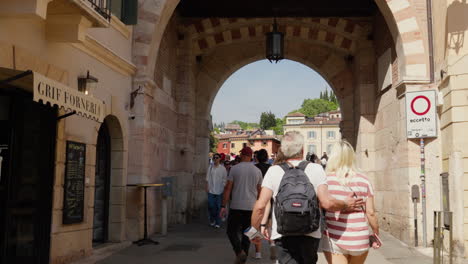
[
  {"left": 206, "top": 153, "right": 227, "bottom": 228},
  {"left": 250, "top": 131, "right": 364, "bottom": 264}
]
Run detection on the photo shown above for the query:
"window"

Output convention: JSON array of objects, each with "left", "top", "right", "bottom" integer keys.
[
  {"left": 109, "top": 0, "right": 138, "bottom": 25},
  {"left": 262, "top": 141, "right": 267, "bottom": 146},
  {"left": 327, "top": 131, "right": 336, "bottom": 139},
  {"left": 223, "top": 143, "right": 227, "bottom": 149},
  {"left": 231, "top": 143, "right": 235, "bottom": 148},
  {"left": 308, "top": 145, "right": 316, "bottom": 154},
  {"left": 327, "top": 144, "right": 333, "bottom": 155},
  {"left": 243, "top": 143, "right": 247, "bottom": 148},
  {"left": 307, "top": 131, "right": 316, "bottom": 139}
]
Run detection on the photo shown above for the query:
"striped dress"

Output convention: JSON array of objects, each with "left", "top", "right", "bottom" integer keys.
[{"left": 323, "top": 174, "right": 374, "bottom": 252}]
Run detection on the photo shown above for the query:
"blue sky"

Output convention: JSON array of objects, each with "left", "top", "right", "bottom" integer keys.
[{"left": 211, "top": 59, "right": 330, "bottom": 124}]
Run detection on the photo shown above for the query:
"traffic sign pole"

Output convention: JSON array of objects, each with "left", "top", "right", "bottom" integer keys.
[{"left": 420, "top": 137, "right": 427, "bottom": 247}]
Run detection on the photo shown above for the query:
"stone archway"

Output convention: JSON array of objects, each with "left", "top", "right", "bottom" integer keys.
[
  {"left": 134, "top": 0, "right": 430, "bottom": 85},
  {"left": 97, "top": 115, "right": 126, "bottom": 242},
  {"left": 129, "top": 0, "right": 440, "bottom": 249}
]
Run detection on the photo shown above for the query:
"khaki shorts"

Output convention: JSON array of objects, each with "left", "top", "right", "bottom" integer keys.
[{"left": 319, "top": 236, "right": 368, "bottom": 257}]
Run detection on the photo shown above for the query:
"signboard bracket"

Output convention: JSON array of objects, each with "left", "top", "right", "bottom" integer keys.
[
  {"left": 0, "top": 70, "right": 32, "bottom": 86},
  {"left": 57, "top": 111, "right": 77, "bottom": 120}
]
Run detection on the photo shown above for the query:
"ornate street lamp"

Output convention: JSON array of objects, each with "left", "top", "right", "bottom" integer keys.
[{"left": 266, "top": 18, "right": 284, "bottom": 63}]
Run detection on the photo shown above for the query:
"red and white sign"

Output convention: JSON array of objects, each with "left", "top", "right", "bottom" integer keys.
[{"left": 405, "top": 91, "right": 437, "bottom": 139}]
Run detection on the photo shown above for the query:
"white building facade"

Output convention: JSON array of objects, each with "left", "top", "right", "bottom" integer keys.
[{"left": 283, "top": 111, "right": 342, "bottom": 159}]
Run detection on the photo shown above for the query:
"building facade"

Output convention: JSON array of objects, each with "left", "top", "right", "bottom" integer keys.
[
  {"left": 0, "top": 1, "right": 136, "bottom": 263},
  {"left": 215, "top": 134, "right": 280, "bottom": 158},
  {"left": 283, "top": 112, "right": 342, "bottom": 159}
]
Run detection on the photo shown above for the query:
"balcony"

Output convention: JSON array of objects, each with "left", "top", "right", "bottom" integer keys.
[
  {"left": 86, "top": 0, "right": 111, "bottom": 22},
  {"left": 46, "top": 0, "right": 112, "bottom": 42}
]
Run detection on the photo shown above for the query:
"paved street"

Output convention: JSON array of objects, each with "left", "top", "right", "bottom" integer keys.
[{"left": 89, "top": 221, "right": 433, "bottom": 264}]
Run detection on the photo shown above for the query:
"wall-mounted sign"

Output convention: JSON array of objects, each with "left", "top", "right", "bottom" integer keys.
[
  {"left": 63, "top": 141, "right": 86, "bottom": 224},
  {"left": 33, "top": 72, "right": 104, "bottom": 122},
  {"left": 405, "top": 90, "right": 438, "bottom": 139}
]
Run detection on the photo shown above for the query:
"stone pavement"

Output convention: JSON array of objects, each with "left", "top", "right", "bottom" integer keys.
[{"left": 85, "top": 221, "right": 433, "bottom": 264}]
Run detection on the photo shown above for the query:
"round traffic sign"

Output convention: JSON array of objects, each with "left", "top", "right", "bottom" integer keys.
[{"left": 410, "top": 95, "right": 431, "bottom": 116}]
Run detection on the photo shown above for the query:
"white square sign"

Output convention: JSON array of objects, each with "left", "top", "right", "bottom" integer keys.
[{"left": 405, "top": 90, "right": 438, "bottom": 139}]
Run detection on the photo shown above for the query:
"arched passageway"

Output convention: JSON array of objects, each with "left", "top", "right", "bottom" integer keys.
[{"left": 127, "top": 0, "right": 444, "bottom": 254}]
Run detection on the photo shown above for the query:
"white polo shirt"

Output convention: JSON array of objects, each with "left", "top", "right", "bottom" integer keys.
[{"left": 261, "top": 160, "right": 327, "bottom": 240}]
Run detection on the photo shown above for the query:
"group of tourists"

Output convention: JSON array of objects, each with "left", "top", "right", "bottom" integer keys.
[{"left": 206, "top": 131, "right": 380, "bottom": 264}]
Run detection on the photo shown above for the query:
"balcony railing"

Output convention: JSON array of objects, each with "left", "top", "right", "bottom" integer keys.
[{"left": 86, "top": 0, "right": 111, "bottom": 21}]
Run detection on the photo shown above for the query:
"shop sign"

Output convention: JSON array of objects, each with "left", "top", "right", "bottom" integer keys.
[
  {"left": 405, "top": 90, "right": 438, "bottom": 139},
  {"left": 63, "top": 141, "right": 86, "bottom": 224},
  {"left": 33, "top": 72, "right": 104, "bottom": 122}
]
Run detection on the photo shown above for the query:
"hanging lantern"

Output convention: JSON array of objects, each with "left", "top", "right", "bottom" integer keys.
[{"left": 266, "top": 18, "right": 284, "bottom": 63}]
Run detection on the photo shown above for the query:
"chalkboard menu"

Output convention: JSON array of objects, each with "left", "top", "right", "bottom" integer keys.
[{"left": 63, "top": 141, "right": 86, "bottom": 224}]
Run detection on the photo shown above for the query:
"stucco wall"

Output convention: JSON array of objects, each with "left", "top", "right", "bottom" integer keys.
[{"left": 0, "top": 10, "right": 132, "bottom": 264}]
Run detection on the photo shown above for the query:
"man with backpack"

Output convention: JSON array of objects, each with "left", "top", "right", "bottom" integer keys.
[{"left": 250, "top": 131, "right": 364, "bottom": 264}]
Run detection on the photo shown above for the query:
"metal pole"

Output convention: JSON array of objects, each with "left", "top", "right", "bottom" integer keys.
[
  {"left": 414, "top": 200, "right": 418, "bottom": 247},
  {"left": 433, "top": 212, "right": 438, "bottom": 263},
  {"left": 161, "top": 197, "right": 167, "bottom": 236},
  {"left": 420, "top": 138, "right": 427, "bottom": 247}
]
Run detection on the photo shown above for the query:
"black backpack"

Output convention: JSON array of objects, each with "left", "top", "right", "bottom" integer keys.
[{"left": 274, "top": 161, "right": 320, "bottom": 235}]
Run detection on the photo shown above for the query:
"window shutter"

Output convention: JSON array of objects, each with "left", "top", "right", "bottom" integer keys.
[{"left": 122, "top": 0, "right": 138, "bottom": 25}]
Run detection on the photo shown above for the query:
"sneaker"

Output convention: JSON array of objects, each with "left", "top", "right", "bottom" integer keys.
[
  {"left": 215, "top": 224, "right": 220, "bottom": 228},
  {"left": 255, "top": 252, "right": 262, "bottom": 259},
  {"left": 270, "top": 245, "right": 277, "bottom": 260},
  {"left": 210, "top": 222, "right": 215, "bottom": 227}
]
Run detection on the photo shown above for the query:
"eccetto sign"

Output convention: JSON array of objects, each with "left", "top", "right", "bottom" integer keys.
[
  {"left": 405, "top": 90, "right": 437, "bottom": 139},
  {"left": 33, "top": 72, "right": 104, "bottom": 122}
]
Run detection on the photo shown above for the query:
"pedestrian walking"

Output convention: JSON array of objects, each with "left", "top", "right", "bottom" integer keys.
[
  {"left": 206, "top": 153, "right": 227, "bottom": 228},
  {"left": 320, "top": 152, "right": 329, "bottom": 169},
  {"left": 220, "top": 146, "right": 263, "bottom": 264},
  {"left": 253, "top": 149, "right": 273, "bottom": 260},
  {"left": 320, "top": 140, "right": 380, "bottom": 264},
  {"left": 250, "top": 131, "right": 364, "bottom": 264}
]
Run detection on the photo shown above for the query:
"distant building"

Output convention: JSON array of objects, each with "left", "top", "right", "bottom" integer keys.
[
  {"left": 215, "top": 131, "right": 280, "bottom": 158},
  {"left": 283, "top": 111, "right": 342, "bottom": 159},
  {"left": 225, "top": 123, "right": 242, "bottom": 134}
]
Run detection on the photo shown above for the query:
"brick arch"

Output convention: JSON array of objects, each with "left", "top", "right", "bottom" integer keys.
[
  {"left": 374, "top": 0, "right": 429, "bottom": 81},
  {"left": 184, "top": 17, "right": 367, "bottom": 56},
  {"left": 135, "top": 0, "right": 430, "bottom": 84}
]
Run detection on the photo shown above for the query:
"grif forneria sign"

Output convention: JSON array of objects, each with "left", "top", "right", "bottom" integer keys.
[
  {"left": 405, "top": 90, "right": 437, "bottom": 139},
  {"left": 33, "top": 72, "right": 104, "bottom": 122}
]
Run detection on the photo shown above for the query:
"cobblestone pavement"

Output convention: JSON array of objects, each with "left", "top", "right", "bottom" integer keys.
[{"left": 89, "top": 221, "right": 433, "bottom": 264}]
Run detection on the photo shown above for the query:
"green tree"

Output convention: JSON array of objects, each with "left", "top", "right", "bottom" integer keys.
[
  {"left": 299, "top": 98, "right": 338, "bottom": 117},
  {"left": 209, "top": 132, "right": 218, "bottom": 153},
  {"left": 260, "top": 111, "right": 277, "bottom": 130},
  {"left": 231, "top": 120, "right": 259, "bottom": 130},
  {"left": 272, "top": 118, "right": 284, "bottom": 135}
]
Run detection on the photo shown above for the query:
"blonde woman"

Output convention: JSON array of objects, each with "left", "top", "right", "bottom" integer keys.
[{"left": 320, "top": 140, "right": 380, "bottom": 264}]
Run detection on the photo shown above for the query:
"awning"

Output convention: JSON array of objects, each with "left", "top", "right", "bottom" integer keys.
[{"left": 0, "top": 68, "right": 104, "bottom": 122}]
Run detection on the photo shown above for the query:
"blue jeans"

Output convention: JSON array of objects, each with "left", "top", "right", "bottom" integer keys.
[{"left": 207, "top": 193, "right": 222, "bottom": 225}]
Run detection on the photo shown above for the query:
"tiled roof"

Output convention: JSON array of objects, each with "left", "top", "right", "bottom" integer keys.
[
  {"left": 225, "top": 123, "right": 241, "bottom": 129},
  {"left": 286, "top": 112, "right": 306, "bottom": 117},
  {"left": 285, "top": 118, "right": 341, "bottom": 126}
]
